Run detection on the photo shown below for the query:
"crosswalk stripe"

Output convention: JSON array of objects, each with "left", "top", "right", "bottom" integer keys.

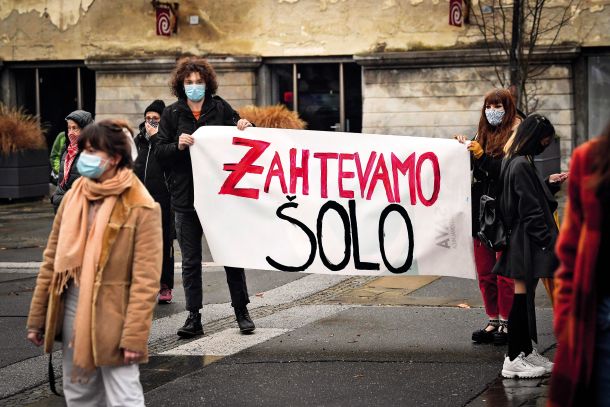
[
  {"left": 161, "top": 328, "right": 290, "bottom": 356},
  {"left": 0, "top": 261, "right": 220, "bottom": 272}
]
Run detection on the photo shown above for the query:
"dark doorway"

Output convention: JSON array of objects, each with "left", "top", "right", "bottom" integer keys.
[
  {"left": 9, "top": 64, "right": 96, "bottom": 149},
  {"left": 297, "top": 63, "right": 340, "bottom": 132},
  {"left": 39, "top": 68, "right": 78, "bottom": 146}
]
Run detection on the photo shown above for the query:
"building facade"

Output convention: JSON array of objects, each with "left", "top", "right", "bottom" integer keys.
[{"left": 1, "top": 0, "right": 609, "bottom": 169}]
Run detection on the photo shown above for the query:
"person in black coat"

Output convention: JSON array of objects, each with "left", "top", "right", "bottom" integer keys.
[
  {"left": 51, "top": 110, "right": 94, "bottom": 212},
  {"left": 495, "top": 114, "right": 566, "bottom": 379},
  {"left": 155, "top": 57, "right": 255, "bottom": 338},
  {"left": 134, "top": 99, "right": 175, "bottom": 304}
]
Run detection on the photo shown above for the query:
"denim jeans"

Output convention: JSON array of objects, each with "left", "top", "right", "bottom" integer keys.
[
  {"left": 175, "top": 210, "right": 250, "bottom": 312},
  {"left": 595, "top": 295, "right": 610, "bottom": 407}
]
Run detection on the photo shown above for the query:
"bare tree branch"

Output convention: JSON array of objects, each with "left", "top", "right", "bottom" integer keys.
[{"left": 467, "top": 0, "right": 580, "bottom": 113}]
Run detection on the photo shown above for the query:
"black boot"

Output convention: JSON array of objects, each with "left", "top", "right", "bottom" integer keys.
[
  {"left": 177, "top": 311, "right": 204, "bottom": 338},
  {"left": 235, "top": 306, "right": 255, "bottom": 334},
  {"left": 472, "top": 319, "right": 499, "bottom": 343},
  {"left": 494, "top": 319, "right": 508, "bottom": 346}
]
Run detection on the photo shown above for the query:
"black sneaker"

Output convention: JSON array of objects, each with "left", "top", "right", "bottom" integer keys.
[
  {"left": 177, "top": 311, "right": 204, "bottom": 338},
  {"left": 472, "top": 319, "right": 499, "bottom": 343},
  {"left": 494, "top": 321, "right": 508, "bottom": 346},
  {"left": 235, "top": 306, "right": 255, "bottom": 334}
]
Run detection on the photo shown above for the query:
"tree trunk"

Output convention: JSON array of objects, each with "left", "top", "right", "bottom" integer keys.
[{"left": 509, "top": 0, "right": 522, "bottom": 109}]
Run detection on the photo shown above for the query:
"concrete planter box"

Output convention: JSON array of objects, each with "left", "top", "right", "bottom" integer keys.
[{"left": 0, "top": 149, "right": 49, "bottom": 199}]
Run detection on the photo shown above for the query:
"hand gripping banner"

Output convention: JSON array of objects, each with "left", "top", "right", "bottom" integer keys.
[{"left": 190, "top": 127, "right": 475, "bottom": 278}]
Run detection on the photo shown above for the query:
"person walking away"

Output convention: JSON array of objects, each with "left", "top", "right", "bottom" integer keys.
[
  {"left": 495, "top": 114, "right": 562, "bottom": 379},
  {"left": 156, "top": 57, "right": 256, "bottom": 338},
  {"left": 134, "top": 99, "right": 175, "bottom": 304},
  {"left": 549, "top": 121, "right": 610, "bottom": 406},
  {"left": 27, "top": 119, "right": 162, "bottom": 406},
  {"left": 455, "top": 89, "right": 521, "bottom": 345},
  {"left": 51, "top": 110, "right": 94, "bottom": 212}
]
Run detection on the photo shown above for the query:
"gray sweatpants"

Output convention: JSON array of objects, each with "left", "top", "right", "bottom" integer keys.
[{"left": 62, "top": 283, "right": 145, "bottom": 407}]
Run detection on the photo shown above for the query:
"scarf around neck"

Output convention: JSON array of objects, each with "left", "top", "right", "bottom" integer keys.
[
  {"left": 61, "top": 133, "right": 80, "bottom": 187},
  {"left": 52, "top": 168, "right": 134, "bottom": 380}
]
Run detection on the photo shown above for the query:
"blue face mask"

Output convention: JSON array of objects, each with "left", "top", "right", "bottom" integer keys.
[
  {"left": 184, "top": 84, "right": 206, "bottom": 102},
  {"left": 76, "top": 152, "right": 109, "bottom": 179}
]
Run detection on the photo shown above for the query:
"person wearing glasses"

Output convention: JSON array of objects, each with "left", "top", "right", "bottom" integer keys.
[{"left": 133, "top": 99, "right": 175, "bottom": 304}]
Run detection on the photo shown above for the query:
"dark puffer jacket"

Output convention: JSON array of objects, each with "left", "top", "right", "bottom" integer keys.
[
  {"left": 155, "top": 96, "right": 240, "bottom": 212},
  {"left": 133, "top": 122, "right": 171, "bottom": 207},
  {"left": 50, "top": 140, "right": 81, "bottom": 212}
]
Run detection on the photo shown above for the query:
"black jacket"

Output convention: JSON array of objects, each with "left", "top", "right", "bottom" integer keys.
[
  {"left": 494, "top": 156, "right": 559, "bottom": 281},
  {"left": 51, "top": 138, "right": 81, "bottom": 211},
  {"left": 133, "top": 122, "right": 171, "bottom": 207},
  {"left": 155, "top": 96, "right": 240, "bottom": 212}
]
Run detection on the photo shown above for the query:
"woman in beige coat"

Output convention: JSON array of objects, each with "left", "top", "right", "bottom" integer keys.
[{"left": 27, "top": 119, "right": 162, "bottom": 406}]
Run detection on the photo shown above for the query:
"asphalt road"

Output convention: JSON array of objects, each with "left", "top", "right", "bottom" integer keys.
[{"left": 0, "top": 198, "right": 555, "bottom": 407}]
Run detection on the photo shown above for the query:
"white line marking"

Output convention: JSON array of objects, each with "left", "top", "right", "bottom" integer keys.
[
  {"left": 0, "top": 261, "right": 220, "bottom": 272},
  {"left": 161, "top": 328, "right": 289, "bottom": 356}
]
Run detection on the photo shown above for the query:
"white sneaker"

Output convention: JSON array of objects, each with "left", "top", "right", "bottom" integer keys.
[
  {"left": 524, "top": 349, "right": 554, "bottom": 374},
  {"left": 501, "top": 352, "right": 546, "bottom": 379}
]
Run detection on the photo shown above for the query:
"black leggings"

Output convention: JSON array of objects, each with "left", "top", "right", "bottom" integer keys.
[{"left": 507, "top": 293, "right": 533, "bottom": 360}]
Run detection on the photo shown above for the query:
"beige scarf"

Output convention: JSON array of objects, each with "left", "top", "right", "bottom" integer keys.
[{"left": 52, "top": 168, "right": 133, "bottom": 381}]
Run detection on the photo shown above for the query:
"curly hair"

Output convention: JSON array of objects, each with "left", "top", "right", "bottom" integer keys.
[
  {"left": 78, "top": 119, "right": 134, "bottom": 169},
  {"left": 169, "top": 57, "right": 219, "bottom": 100},
  {"left": 476, "top": 89, "right": 519, "bottom": 158}
]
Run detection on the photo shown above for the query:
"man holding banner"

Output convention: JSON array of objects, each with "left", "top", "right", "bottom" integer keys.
[{"left": 156, "top": 57, "right": 256, "bottom": 338}]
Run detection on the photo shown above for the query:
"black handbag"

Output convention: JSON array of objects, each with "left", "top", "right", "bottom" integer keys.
[
  {"left": 477, "top": 164, "right": 508, "bottom": 251},
  {"left": 477, "top": 194, "right": 507, "bottom": 251}
]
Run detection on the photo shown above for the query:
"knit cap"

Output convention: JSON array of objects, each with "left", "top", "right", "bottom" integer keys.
[
  {"left": 65, "top": 110, "right": 93, "bottom": 129},
  {"left": 145, "top": 100, "right": 166, "bottom": 116}
]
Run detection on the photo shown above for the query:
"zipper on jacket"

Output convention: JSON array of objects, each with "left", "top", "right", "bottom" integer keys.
[{"left": 144, "top": 143, "right": 151, "bottom": 185}]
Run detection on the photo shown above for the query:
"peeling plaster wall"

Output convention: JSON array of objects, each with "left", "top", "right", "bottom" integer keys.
[
  {"left": 0, "top": 0, "right": 609, "bottom": 61},
  {"left": 362, "top": 65, "right": 574, "bottom": 170}
]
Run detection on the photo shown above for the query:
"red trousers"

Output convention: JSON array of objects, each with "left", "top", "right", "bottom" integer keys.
[{"left": 474, "top": 238, "right": 514, "bottom": 319}]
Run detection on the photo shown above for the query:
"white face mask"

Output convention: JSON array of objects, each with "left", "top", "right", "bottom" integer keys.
[{"left": 485, "top": 108, "right": 505, "bottom": 126}]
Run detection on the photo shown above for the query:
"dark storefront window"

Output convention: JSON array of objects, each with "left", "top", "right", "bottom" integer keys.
[{"left": 268, "top": 61, "right": 362, "bottom": 133}]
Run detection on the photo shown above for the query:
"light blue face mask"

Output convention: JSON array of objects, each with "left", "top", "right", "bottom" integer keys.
[
  {"left": 76, "top": 152, "right": 109, "bottom": 179},
  {"left": 184, "top": 84, "right": 206, "bottom": 102}
]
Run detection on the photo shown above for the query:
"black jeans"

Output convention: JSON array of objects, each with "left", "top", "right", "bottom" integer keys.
[
  {"left": 175, "top": 210, "right": 250, "bottom": 312},
  {"left": 160, "top": 202, "right": 175, "bottom": 289}
]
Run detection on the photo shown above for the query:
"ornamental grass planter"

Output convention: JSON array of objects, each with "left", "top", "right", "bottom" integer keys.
[
  {"left": 0, "top": 149, "right": 49, "bottom": 199},
  {"left": 0, "top": 104, "right": 49, "bottom": 199}
]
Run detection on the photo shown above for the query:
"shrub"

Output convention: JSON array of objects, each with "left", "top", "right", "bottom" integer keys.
[
  {"left": 237, "top": 105, "right": 307, "bottom": 130},
  {"left": 0, "top": 104, "right": 46, "bottom": 155}
]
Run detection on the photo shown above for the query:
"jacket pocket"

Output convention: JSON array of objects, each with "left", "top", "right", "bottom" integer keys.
[{"left": 94, "top": 284, "right": 128, "bottom": 360}]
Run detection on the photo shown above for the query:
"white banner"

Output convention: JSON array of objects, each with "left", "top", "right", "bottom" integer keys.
[{"left": 190, "top": 127, "right": 475, "bottom": 278}]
